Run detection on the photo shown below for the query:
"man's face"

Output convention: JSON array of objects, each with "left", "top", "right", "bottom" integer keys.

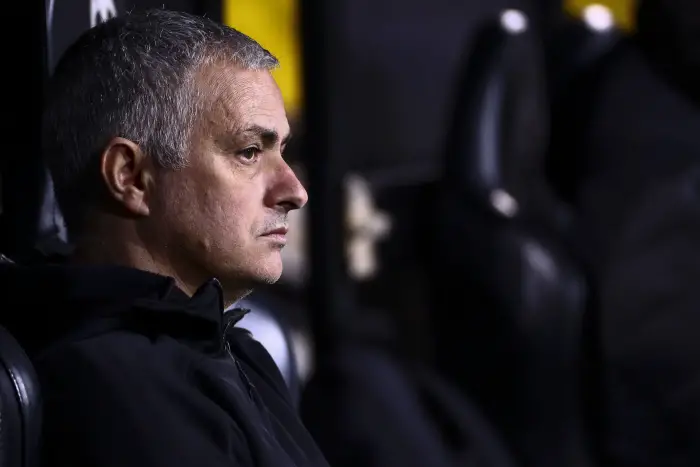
[{"left": 148, "top": 64, "right": 307, "bottom": 298}]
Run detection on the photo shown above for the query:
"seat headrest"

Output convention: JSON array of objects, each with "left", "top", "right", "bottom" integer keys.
[{"left": 443, "top": 9, "right": 552, "bottom": 223}]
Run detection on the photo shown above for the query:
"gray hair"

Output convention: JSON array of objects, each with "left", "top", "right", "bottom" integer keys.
[{"left": 42, "top": 9, "right": 279, "bottom": 232}]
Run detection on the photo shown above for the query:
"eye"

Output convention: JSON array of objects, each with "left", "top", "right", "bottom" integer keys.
[{"left": 237, "top": 147, "right": 261, "bottom": 164}]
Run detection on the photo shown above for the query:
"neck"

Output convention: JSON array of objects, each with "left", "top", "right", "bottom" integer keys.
[
  {"left": 71, "top": 222, "right": 250, "bottom": 308},
  {"left": 71, "top": 232, "right": 199, "bottom": 295}
]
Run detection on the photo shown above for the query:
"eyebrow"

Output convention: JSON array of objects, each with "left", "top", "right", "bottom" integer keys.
[{"left": 238, "top": 124, "right": 292, "bottom": 148}]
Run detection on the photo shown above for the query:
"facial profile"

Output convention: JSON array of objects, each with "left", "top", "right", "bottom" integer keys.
[{"left": 140, "top": 63, "right": 308, "bottom": 301}]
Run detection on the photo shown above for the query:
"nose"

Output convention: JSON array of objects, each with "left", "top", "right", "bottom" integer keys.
[{"left": 266, "top": 161, "right": 308, "bottom": 212}]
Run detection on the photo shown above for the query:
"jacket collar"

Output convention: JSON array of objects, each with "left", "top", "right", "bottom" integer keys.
[{"left": 0, "top": 264, "right": 250, "bottom": 355}]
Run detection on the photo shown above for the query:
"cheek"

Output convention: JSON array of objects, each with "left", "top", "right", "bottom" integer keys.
[
  {"left": 189, "top": 183, "right": 261, "bottom": 243},
  {"left": 153, "top": 166, "right": 263, "bottom": 251},
  {"left": 205, "top": 190, "right": 250, "bottom": 233}
]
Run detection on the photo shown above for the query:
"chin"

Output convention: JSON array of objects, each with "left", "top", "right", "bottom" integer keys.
[
  {"left": 256, "top": 272, "right": 282, "bottom": 285},
  {"left": 218, "top": 267, "right": 281, "bottom": 306},
  {"left": 255, "top": 265, "right": 284, "bottom": 285},
  {"left": 214, "top": 251, "right": 283, "bottom": 292},
  {"left": 247, "top": 254, "right": 284, "bottom": 285}
]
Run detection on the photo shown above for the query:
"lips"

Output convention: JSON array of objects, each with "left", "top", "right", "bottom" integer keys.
[
  {"left": 260, "top": 225, "right": 289, "bottom": 247},
  {"left": 262, "top": 226, "right": 288, "bottom": 236}
]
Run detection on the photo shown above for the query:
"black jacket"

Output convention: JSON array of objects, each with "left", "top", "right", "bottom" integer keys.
[{"left": 0, "top": 263, "right": 328, "bottom": 467}]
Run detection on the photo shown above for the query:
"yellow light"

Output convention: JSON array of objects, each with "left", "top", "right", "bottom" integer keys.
[
  {"left": 564, "top": 0, "right": 637, "bottom": 31},
  {"left": 223, "top": 0, "right": 303, "bottom": 117}
]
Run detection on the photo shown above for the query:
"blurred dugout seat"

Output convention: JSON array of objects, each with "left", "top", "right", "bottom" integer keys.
[
  {"left": 547, "top": 6, "right": 700, "bottom": 465},
  {"left": 0, "top": 254, "right": 42, "bottom": 467},
  {"left": 544, "top": 17, "right": 624, "bottom": 461},
  {"left": 301, "top": 311, "right": 519, "bottom": 467},
  {"left": 429, "top": 9, "right": 594, "bottom": 467},
  {"left": 546, "top": 9, "right": 624, "bottom": 221}
]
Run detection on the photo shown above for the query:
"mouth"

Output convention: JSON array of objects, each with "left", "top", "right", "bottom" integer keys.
[
  {"left": 262, "top": 226, "right": 288, "bottom": 236},
  {"left": 260, "top": 226, "right": 289, "bottom": 245}
]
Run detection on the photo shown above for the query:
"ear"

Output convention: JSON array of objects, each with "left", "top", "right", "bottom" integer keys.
[{"left": 99, "top": 137, "right": 154, "bottom": 217}]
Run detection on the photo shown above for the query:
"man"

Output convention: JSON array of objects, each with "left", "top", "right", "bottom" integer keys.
[{"left": 0, "top": 9, "right": 328, "bottom": 467}]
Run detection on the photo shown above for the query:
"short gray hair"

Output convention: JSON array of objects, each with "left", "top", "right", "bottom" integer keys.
[{"left": 42, "top": 9, "right": 279, "bottom": 232}]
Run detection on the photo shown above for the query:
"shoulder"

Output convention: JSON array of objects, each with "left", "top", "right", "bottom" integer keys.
[
  {"left": 35, "top": 334, "right": 252, "bottom": 466},
  {"left": 35, "top": 331, "right": 196, "bottom": 407}
]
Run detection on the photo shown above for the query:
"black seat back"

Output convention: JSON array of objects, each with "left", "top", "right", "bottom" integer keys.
[
  {"left": 302, "top": 314, "right": 519, "bottom": 467},
  {"left": 429, "top": 9, "right": 592, "bottom": 467},
  {"left": 0, "top": 326, "right": 41, "bottom": 467},
  {"left": 0, "top": 255, "right": 42, "bottom": 467}
]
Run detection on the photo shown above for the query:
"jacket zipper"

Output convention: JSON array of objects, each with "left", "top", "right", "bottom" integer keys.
[{"left": 222, "top": 317, "right": 257, "bottom": 401}]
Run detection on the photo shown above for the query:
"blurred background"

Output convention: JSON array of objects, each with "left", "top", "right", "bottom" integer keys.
[{"left": 3, "top": 0, "right": 700, "bottom": 466}]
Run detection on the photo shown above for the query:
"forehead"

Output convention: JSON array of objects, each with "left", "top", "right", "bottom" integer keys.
[{"left": 198, "top": 63, "right": 288, "bottom": 134}]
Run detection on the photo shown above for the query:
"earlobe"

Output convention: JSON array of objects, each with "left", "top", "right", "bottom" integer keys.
[{"left": 100, "top": 137, "right": 152, "bottom": 217}]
